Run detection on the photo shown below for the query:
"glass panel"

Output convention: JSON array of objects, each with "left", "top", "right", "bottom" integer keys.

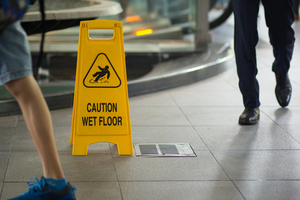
[
  {"left": 139, "top": 145, "right": 159, "bottom": 154},
  {"left": 208, "top": 0, "right": 231, "bottom": 22},
  {"left": 159, "top": 144, "right": 179, "bottom": 155},
  {"left": 99, "top": 0, "right": 197, "bottom": 40}
]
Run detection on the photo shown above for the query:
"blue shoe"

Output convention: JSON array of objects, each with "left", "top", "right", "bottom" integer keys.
[{"left": 7, "top": 177, "right": 77, "bottom": 200}]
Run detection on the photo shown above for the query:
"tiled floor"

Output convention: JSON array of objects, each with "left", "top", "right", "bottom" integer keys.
[{"left": 2, "top": 9, "right": 300, "bottom": 200}]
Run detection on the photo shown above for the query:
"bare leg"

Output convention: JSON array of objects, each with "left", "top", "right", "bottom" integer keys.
[{"left": 5, "top": 76, "right": 64, "bottom": 179}]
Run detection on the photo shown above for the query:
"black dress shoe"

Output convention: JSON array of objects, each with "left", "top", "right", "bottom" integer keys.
[
  {"left": 275, "top": 74, "right": 292, "bottom": 107},
  {"left": 238, "top": 107, "right": 260, "bottom": 125}
]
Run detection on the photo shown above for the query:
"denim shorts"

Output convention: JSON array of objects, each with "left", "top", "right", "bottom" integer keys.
[{"left": 0, "top": 21, "right": 32, "bottom": 85}]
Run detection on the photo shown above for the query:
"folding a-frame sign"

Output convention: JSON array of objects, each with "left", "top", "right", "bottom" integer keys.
[{"left": 70, "top": 20, "right": 133, "bottom": 156}]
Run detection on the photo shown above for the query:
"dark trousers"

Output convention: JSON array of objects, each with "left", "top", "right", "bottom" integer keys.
[
  {"left": 294, "top": 0, "right": 300, "bottom": 15},
  {"left": 232, "top": 0, "right": 295, "bottom": 108}
]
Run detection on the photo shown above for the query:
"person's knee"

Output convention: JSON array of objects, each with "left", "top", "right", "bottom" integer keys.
[{"left": 5, "top": 77, "right": 29, "bottom": 97}]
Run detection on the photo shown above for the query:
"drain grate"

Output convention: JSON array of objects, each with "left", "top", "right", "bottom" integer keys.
[{"left": 134, "top": 143, "right": 196, "bottom": 157}]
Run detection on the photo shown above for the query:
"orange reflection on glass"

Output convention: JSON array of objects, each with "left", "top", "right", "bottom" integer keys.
[
  {"left": 125, "top": 15, "right": 142, "bottom": 23},
  {"left": 135, "top": 29, "right": 153, "bottom": 36}
]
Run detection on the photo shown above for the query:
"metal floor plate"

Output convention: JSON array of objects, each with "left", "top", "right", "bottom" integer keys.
[{"left": 133, "top": 143, "right": 196, "bottom": 157}]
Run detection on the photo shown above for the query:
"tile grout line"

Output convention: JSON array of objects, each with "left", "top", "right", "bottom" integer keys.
[
  {"left": 190, "top": 123, "right": 247, "bottom": 200},
  {"left": 260, "top": 109, "right": 300, "bottom": 146},
  {"left": 0, "top": 115, "right": 19, "bottom": 199},
  {"left": 0, "top": 128, "right": 16, "bottom": 200},
  {"left": 170, "top": 87, "right": 246, "bottom": 199},
  {"left": 109, "top": 145, "right": 124, "bottom": 200}
]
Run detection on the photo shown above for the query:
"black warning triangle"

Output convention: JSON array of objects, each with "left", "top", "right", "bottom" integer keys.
[{"left": 83, "top": 53, "right": 121, "bottom": 88}]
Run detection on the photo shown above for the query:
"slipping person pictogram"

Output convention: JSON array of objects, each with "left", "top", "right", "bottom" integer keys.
[
  {"left": 90, "top": 65, "right": 110, "bottom": 83},
  {"left": 83, "top": 53, "right": 121, "bottom": 88}
]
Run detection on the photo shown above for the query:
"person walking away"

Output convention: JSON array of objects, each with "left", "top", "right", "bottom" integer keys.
[
  {"left": 294, "top": 0, "right": 299, "bottom": 20},
  {"left": 231, "top": 0, "right": 295, "bottom": 125}
]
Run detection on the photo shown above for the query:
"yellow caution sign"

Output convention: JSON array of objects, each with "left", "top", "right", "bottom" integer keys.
[{"left": 70, "top": 20, "right": 133, "bottom": 156}]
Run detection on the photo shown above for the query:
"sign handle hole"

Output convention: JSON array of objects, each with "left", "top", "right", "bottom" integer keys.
[{"left": 89, "top": 29, "right": 114, "bottom": 40}]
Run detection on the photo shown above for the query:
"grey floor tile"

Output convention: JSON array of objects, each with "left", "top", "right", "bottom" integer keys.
[
  {"left": 1, "top": 183, "right": 28, "bottom": 200},
  {"left": 290, "top": 81, "right": 300, "bottom": 95},
  {"left": 120, "top": 181, "right": 244, "bottom": 200},
  {"left": 5, "top": 151, "right": 117, "bottom": 182},
  {"left": 181, "top": 107, "right": 238, "bottom": 126},
  {"left": 0, "top": 152, "right": 9, "bottom": 182},
  {"left": 259, "top": 89, "right": 300, "bottom": 108},
  {"left": 1, "top": 181, "right": 121, "bottom": 200},
  {"left": 58, "top": 152, "right": 118, "bottom": 182},
  {"left": 289, "top": 68, "right": 300, "bottom": 86},
  {"left": 0, "top": 116, "right": 17, "bottom": 127},
  {"left": 170, "top": 91, "right": 243, "bottom": 107},
  {"left": 168, "top": 78, "right": 238, "bottom": 92},
  {"left": 12, "top": 126, "right": 111, "bottom": 153},
  {"left": 16, "top": 108, "right": 73, "bottom": 128},
  {"left": 256, "top": 66, "right": 276, "bottom": 84},
  {"left": 180, "top": 107, "right": 275, "bottom": 126},
  {"left": 113, "top": 151, "right": 229, "bottom": 181},
  {"left": 260, "top": 92, "right": 289, "bottom": 107},
  {"left": 129, "top": 91, "right": 178, "bottom": 107},
  {"left": 5, "top": 151, "right": 42, "bottom": 181},
  {"left": 195, "top": 125, "right": 300, "bottom": 150},
  {"left": 86, "top": 142, "right": 112, "bottom": 154},
  {"left": 256, "top": 51, "right": 275, "bottom": 69},
  {"left": 49, "top": 108, "right": 73, "bottom": 127},
  {"left": 212, "top": 150, "right": 300, "bottom": 180},
  {"left": 281, "top": 126, "right": 300, "bottom": 144},
  {"left": 52, "top": 127, "right": 84, "bottom": 152},
  {"left": 11, "top": 127, "right": 35, "bottom": 151},
  {"left": 131, "top": 125, "right": 208, "bottom": 151},
  {"left": 74, "top": 182, "right": 122, "bottom": 200},
  {"left": 14, "top": 116, "right": 26, "bottom": 127},
  {"left": 0, "top": 127, "right": 15, "bottom": 151},
  {"left": 0, "top": 182, "right": 2, "bottom": 199},
  {"left": 235, "top": 181, "right": 300, "bottom": 200},
  {"left": 217, "top": 69, "right": 239, "bottom": 88},
  {"left": 130, "top": 107, "right": 190, "bottom": 126},
  {"left": 261, "top": 107, "right": 300, "bottom": 126},
  {"left": 256, "top": 68, "right": 291, "bottom": 107},
  {"left": 50, "top": 108, "right": 73, "bottom": 116}
]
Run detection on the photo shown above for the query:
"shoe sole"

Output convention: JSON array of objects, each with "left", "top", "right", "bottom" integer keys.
[{"left": 238, "top": 117, "right": 259, "bottom": 125}]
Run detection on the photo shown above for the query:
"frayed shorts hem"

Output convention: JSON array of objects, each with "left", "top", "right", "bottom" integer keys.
[{"left": 0, "top": 69, "right": 33, "bottom": 85}]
